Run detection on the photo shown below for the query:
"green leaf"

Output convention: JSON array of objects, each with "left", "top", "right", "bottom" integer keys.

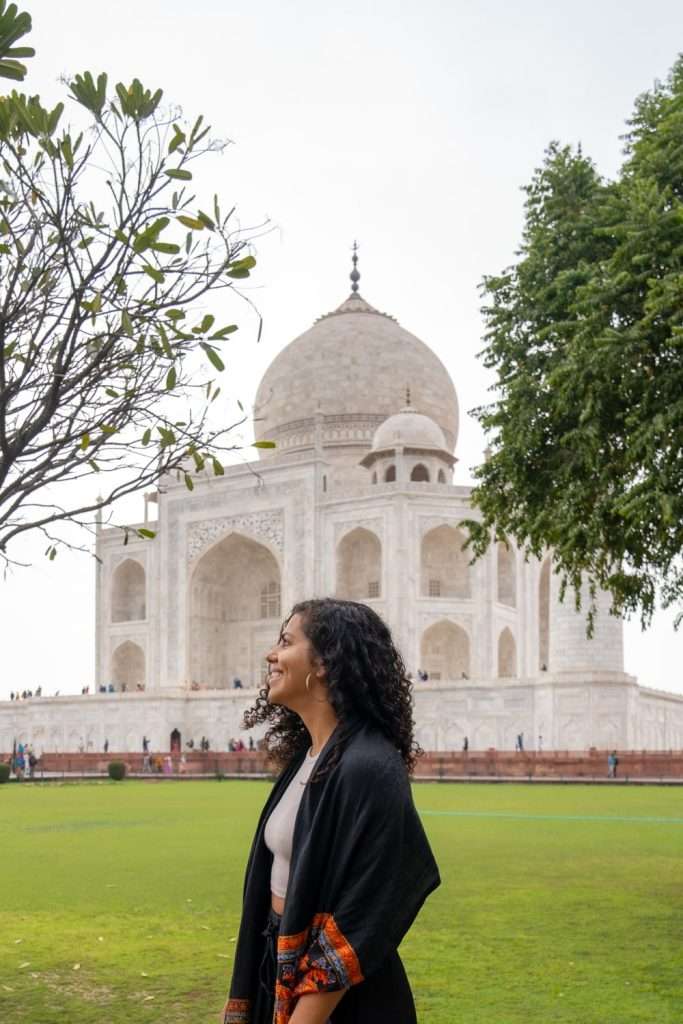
[
  {"left": 197, "top": 210, "right": 215, "bottom": 230},
  {"left": 88, "top": 459, "right": 100, "bottom": 472},
  {"left": 166, "top": 309, "right": 185, "bottom": 321},
  {"left": 149, "top": 241, "right": 180, "bottom": 255},
  {"left": 141, "top": 428, "right": 152, "bottom": 446},
  {"left": 168, "top": 125, "right": 186, "bottom": 154},
  {"left": 200, "top": 342, "right": 225, "bottom": 372},
  {"left": 101, "top": 424, "right": 117, "bottom": 435},
  {"left": 143, "top": 264, "right": 165, "bottom": 285},
  {"left": 121, "top": 309, "right": 133, "bottom": 335},
  {"left": 166, "top": 366, "right": 177, "bottom": 390},
  {"left": 165, "top": 168, "right": 192, "bottom": 181},
  {"left": 80, "top": 433, "right": 90, "bottom": 450},
  {"left": 210, "top": 324, "right": 238, "bottom": 340},
  {"left": 177, "top": 214, "right": 204, "bottom": 230},
  {"left": 137, "top": 528, "right": 157, "bottom": 539},
  {"left": 226, "top": 254, "right": 256, "bottom": 279},
  {"left": 212, "top": 457, "right": 224, "bottom": 476},
  {"left": 253, "top": 440, "right": 276, "bottom": 449},
  {"left": 184, "top": 473, "right": 194, "bottom": 491},
  {"left": 105, "top": 388, "right": 119, "bottom": 398},
  {"left": 193, "top": 314, "right": 215, "bottom": 334}
]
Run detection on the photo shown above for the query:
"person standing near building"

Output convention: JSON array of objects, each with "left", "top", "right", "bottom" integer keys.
[{"left": 222, "top": 598, "right": 440, "bottom": 1024}]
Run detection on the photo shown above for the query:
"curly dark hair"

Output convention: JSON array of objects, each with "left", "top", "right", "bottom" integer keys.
[{"left": 242, "top": 598, "right": 422, "bottom": 780}]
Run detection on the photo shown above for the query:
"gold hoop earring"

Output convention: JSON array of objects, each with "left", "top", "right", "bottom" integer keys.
[{"left": 305, "top": 673, "right": 312, "bottom": 692}]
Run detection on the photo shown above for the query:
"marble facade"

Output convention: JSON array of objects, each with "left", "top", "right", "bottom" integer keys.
[{"left": 2, "top": 282, "right": 683, "bottom": 753}]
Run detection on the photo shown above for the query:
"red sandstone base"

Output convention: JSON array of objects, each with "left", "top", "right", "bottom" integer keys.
[{"left": 4, "top": 748, "right": 683, "bottom": 780}]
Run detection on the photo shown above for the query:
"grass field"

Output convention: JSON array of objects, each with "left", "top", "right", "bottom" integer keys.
[{"left": 1, "top": 780, "right": 682, "bottom": 1024}]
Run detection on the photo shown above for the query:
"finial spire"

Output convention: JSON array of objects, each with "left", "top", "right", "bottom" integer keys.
[
  {"left": 405, "top": 385, "right": 411, "bottom": 406},
  {"left": 350, "top": 240, "right": 360, "bottom": 294}
]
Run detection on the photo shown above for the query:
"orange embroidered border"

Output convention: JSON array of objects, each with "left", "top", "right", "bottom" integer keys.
[
  {"left": 313, "top": 913, "right": 363, "bottom": 987},
  {"left": 274, "top": 913, "right": 364, "bottom": 1022},
  {"left": 223, "top": 996, "right": 250, "bottom": 1023}
]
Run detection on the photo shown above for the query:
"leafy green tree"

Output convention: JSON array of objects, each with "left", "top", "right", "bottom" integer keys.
[
  {"left": 0, "top": 1, "right": 34, "bottom": 81},
  {"left": 468, "top": 56, "right": 683, "bottom": 628},
  {"left": 0, "top": 58, "right": 264, "bottom": 565}
]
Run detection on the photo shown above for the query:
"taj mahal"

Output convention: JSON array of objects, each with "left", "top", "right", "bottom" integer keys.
[{"left": 2, "top": 261, "right": 683, "bottom": 754}]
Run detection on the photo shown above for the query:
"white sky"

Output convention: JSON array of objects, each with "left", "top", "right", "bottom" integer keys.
[{"left": 1, "top": 0, "right": 682, "bottom": 698}]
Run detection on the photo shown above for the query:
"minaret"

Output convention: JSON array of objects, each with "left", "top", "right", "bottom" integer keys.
[{"left": 548, "top": 573, "right": 625, "bottom": 675}]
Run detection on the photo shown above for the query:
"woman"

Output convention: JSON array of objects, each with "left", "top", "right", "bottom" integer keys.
[{"left": 221, "top": 598, "right": 440, "bottom": 1024}]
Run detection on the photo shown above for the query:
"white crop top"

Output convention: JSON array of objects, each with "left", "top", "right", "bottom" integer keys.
[{"left": 264, "top": 746, "right": 322, "bottom": 900}]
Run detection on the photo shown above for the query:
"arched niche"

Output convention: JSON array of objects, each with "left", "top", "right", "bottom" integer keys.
[
  {"left": 498, "top": 626, "right": 517, "bottom": 678},
  {"left": 421, "top": 525, "right": 471, "bottom": 598},
  {"left": 539, "top": 557, "right": 551, "bottom": 670},
  {"left": 420, "top": 620, "right": 470, "bottom": 680},
  {"left": 189, "top": 532, "right": 281, "bottom": 690},
  {"left": 410, "top": 463, "right": 430, "bottom": 482},
  {"left": 111, "top": 640, "right": 145, "bottom": 690},
  {"left": 384, "top": 465, "right": 396, "bottom": 482},
  {"left": 111, "top": 559, "right": 146, "bottom": 622},
  {"left": 336, "top": 527, "right": 382, "bottom": 600},
  {"left": 497, "top": 542, "right": 516, "bottom": 607}
]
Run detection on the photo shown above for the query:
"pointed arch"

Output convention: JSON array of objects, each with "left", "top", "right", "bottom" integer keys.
[
  {"left": 498, "top": 627, "right": 517, "bottom": 678},
  {"left": 111, "top": 640, "right": 145, "bottom": 690},
  {"left": 497, "top": 542, "right": 516, "bottom": 607},
  {"left": 410, "top": 463, "right": 430, "bottom": 482},
  {"left": 384, "top": 465, "right": 396, "bottom": 482},
  {"left": 111, "top": 558, "right": 146, "bottom": 622},
  {"left": 420, "top": 620, "right": 470, "bottom": 680},
  {"left": 189, "top": 532, "right": 282, "bottom": 689},
  {"left": 421, "top": 525, "right": 471, "bottom": 598},
  {"left": 336, "top": 527, "right": 382, "bottom": 600}
]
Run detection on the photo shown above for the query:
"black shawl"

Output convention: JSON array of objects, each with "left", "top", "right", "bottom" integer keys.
[{"left": 224, "top": 719, "right": 440, "bottom": 1024}]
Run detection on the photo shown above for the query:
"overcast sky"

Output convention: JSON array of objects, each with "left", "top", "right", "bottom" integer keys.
[{"left": 1, "top": 0, "right": 682, "bottom": 699}]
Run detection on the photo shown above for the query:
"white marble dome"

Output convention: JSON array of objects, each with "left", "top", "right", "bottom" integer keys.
[
  {"left": 372, "top": 404, "right": 447, "bottom": 452},
  {"left": 254, "top": 292, "right": 459, "bottom": 453}
]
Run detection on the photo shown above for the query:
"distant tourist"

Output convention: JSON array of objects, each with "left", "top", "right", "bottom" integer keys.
[
  {"left": 233, "top": 677, "right": 243, "bottom": 689},
  {"left": 463, "top": 736, "right": 469, "bottom": 752},
  {"left": 104, "top": 739, "right": 109, "bottom": 754},
  {"left": 538, "top": 734, "right": 543, "bottom": 752},
  {"left": 516, "top": 733, "right": 524, "bottom": 752},
  {"left": 608, "top": 751, "right": 619, "bottom": 778},
  {"left": 248, "top": 736, "right": 255, "bottom": 752}
]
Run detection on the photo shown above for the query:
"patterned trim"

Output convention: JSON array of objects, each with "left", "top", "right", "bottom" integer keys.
[
  {"left": 223, "top": 997, "right": 251, "bottom": 1023},
  {"left": 274, "top": 914, "right": 363, "bottom": 1023}
]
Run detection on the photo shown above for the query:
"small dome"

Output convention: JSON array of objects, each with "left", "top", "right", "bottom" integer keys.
[{"left": 372, "top": 405, "right": 447, "bottom": 452}]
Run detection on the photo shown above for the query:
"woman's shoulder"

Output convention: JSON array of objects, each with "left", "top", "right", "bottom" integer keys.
[{"left": 336, "top": 723, "right": 406, "bottom": 786}]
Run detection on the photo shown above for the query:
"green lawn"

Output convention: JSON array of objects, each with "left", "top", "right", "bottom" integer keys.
[{"left": 1, "top": 780, "right": 681, "bottom": 1023}]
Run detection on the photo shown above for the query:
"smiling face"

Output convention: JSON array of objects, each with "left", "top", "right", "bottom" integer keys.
[{"left": 265, "top": 612, "right": 327, "bottom": 711}]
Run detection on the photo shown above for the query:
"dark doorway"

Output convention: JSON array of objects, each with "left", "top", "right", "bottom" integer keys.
[{"left": 170, "top": 728, "right": 181, "bottom": 753}]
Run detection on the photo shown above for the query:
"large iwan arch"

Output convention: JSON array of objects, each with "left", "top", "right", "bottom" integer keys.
[
  {"left": 189, "top": 532, "right": 281, "bottom": 689},
  {"left": 421, "top": 525, "right": 470, "bottom": 598},
  {"left": 420, "top": 621, "right": 470, "bottom": 680},
  {"left": 336, "top": 527, "right": 382, "bottom": 600},
  {"left": 111, "top": 559, "right": 146, "bottom": 622},
  {"left": 111, "top": 640, "right": 145, "bottom": 690}
]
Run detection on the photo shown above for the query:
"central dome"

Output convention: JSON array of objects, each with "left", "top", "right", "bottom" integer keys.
[{"left": 254, "top": 292, "right": 459, "bottom": 458}]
